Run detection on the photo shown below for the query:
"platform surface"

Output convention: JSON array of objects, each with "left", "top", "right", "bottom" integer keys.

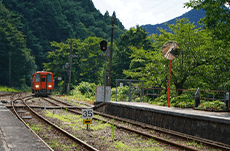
[
  {"left": 110, "top": 101, "right": 230, "bottom": 124},
  {"left": 0, "top": 102, "right": 50, "bottom": 151}
]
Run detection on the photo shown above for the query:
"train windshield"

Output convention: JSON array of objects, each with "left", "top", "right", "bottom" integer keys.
[
  {"left": 36, "top": 74, "right": 40, "bottom": 82},
  {"left": 47, "top": 74, "right": 52, "bottom": 82}
]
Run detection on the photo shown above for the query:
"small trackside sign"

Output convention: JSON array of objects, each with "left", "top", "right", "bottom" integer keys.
[{"left": 82, "top": 109, "right": 93, "bottom": 119}]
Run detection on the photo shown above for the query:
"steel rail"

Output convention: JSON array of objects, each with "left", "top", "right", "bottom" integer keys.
[
  {"left": 11, "top": 93, "right": 54, "bottom": 151},
  {"left": 46, "top": 96, "right": 230, "bottom": 151},
  {"left": 24, "top": 97, "right": 98, "bottom": 151},
  {"left": 43, "top": 97, "right": 199, "bottom": 151}
]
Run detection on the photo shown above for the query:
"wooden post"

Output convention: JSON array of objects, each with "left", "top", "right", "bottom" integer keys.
[
  {"left": 153, "top": 88, "right": 155, "bottom": 101},
  {"left": 146, "top": 88, "right": 148, "bottom": 102},
  {"left": 108, "top": 15, "right": 114, "bottom": 86},
  {"left": 68, "top": 40, "right": 72, "bottom": 93},
  {"left": 213, "top": 92, "right": 215, "bottom": 101}
]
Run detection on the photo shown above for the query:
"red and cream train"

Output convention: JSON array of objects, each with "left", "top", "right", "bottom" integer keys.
[{"left": 31, "top": 71, "right": 53, "bottom": 96}]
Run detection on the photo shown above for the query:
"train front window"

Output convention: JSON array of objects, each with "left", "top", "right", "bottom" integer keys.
[
  {"left": 47, "top": 74, "right": 52, "bottom": 82},
  {"left": 42, "top": 78, "right": 45, "bottom": 82},
  {"left": 35, "top": 74, "right": 40, "bottom": 82}
]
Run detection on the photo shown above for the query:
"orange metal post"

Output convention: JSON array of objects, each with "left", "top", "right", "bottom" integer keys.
[{"left": 168, "top": 60, "right": 171, "bottom": 107}]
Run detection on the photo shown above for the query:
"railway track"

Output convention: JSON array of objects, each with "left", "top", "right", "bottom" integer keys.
[
  {"left": 3, "top": 93, "right": 230, "bottom": 150},
  {"left": 47, "top": 96, "right": 230, "bottom": 151},
  {"left": 41, "top": 96, "right": 228, "bottom": 151},
  {"left": 27, "top": 96, "right": 172, "bottom": 150},
  {"left": 10, "top": 94, "right": 98, "bottom": 151}
]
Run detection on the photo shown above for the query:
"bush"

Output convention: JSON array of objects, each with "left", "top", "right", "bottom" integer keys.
[
  {"left": 150, "top": 93, "right": 195, "bottom": 107},
  {"left": 198, "top": 100, "right": 227, "bottom": 110},
  {"left": 75, "top": 81, "right": 96, "bottom": 98},
  {"left": 111, "top": 86, "right": 129, "bottom": 101}
]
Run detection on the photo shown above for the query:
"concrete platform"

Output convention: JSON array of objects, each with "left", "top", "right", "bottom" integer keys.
[
  {"left": 112, "top": 102, "right": 230, "bottom": 124},
  {"left": 95, "top": 101, "right": 230, "bottom": 145},
  {"left": 0, "top": 102, "right": 50, "bottom": 151}
]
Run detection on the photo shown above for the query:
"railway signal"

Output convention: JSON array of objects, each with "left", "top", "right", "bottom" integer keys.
[
  {"left": 100, "top": 40, "right": 109, "bottom": 103},
  {"left": 100, "top": 40, "right": 107, "bottom": 51}
]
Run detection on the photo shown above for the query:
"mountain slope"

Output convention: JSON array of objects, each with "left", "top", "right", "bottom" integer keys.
[
  {"left": 141, "top": 9, "right": 206, "bottom": 35},
  {"left": 3, "top": 0, "right": 125, "bottom": 70}
]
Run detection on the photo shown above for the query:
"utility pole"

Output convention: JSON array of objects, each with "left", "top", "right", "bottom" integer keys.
[
  {"left": 108, "top": 15, "right": 114, "bottom": 86},
  {"left": 9, "top": 52, "right": 11, "bottom": 87},
  {"left": 68, "top": 40, "right": 72, "bottom": 93}
]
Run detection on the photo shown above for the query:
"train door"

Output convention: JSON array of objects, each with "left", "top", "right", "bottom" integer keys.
[{"left": 41, "top": 75, "right": 47, "bottom": 89}]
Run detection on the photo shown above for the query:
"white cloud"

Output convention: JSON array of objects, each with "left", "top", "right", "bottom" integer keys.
[{"left": 92, "top": 0, "right": 192, "bottom": 29}]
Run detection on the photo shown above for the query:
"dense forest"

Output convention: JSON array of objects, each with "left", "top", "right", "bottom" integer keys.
[
  {"left": 1, "top": 0, "right": 230, "bottom": 94},
  {"left": 0, "top": 0, "right": 125, "bottom": 88},
  {"left": 2, "top": 0, "right": 125, "bottom": 70}
]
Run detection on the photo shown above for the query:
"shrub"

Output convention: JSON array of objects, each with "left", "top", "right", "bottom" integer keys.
[
  {"left": 111, "top": 86, "right": 129, "bottom": 101},
  {"left": 198, "top": 100, "right": 227, "bottom": 110},
  {"left": 75, "top": 81, "right": 96, "bottom": 98}
]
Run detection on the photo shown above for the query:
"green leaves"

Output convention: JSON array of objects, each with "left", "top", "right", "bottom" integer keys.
[
  {"left": 0, "top": 3, "right": 35, "bottom": 87},
  {"left": 44, "top": 37, "right": 105, "bottom": 89},
  {"left": 123, "top": 18, "right": 228, "bottom": 93},
  {"left": 185, "top": 0, "right": 230, "bottom": 45}
]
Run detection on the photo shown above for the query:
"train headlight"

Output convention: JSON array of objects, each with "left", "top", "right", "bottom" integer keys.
[
  {"left": 35, "top": 85, "right": 39, "bottom": 88},
  {"left": 48, "top": 85, "right": 52, "bottom": 88}
]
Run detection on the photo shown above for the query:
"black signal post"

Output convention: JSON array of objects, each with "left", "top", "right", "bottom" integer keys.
[{"left": 100, "top": 40, "right": 108, "bottom": 102}]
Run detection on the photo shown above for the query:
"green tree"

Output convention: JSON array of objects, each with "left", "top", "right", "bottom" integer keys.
[
  {"left": 3, "top": 0, "right": 125, "bottom": 71},
  {"left": 0, "top": 2, "right": 35, "bottom": 87},
  {"left": 184, "top": 0, "right": 230, "bottom": 44},
  {"left": 113, "top": 25, "right": 153, "bottom": 85},
  {"left": 43, "top": 37, "right": 105, "bottom": 90},
  {"left": 124, "top": 19, "right": 226, "bottom": 94}
]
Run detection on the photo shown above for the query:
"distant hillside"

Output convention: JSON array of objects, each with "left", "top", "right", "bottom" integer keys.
[
  {"left": 142, "top": 9, "right": 206, "bottom": 35},
  {"left": 2, "top": 0, "right": 125, "bottom": 70}
]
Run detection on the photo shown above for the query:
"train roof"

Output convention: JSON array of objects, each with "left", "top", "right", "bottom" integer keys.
[{"left": 33, "top": 71, "right": 53, "bottom": 74}]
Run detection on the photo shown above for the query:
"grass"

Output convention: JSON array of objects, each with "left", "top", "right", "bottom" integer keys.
[
  {"left": 45, "top": 111, "right": 71, "bottom": 122},
  {"left": 29, "top": 123, "right": 46, "bottom": 134},
  {"left": 66, "top": 89, "right": 95, "bottom": 104},
  {"left": 27, "top": 118, "right": 78, "bottom": 150},
  {"left": 150, "top": 130, "right": 155, "bottom": 133},
  {"left": 45, "top": 111, "right": 111, "bottom": 131},
  {"left": 198, "top": 143, "right": 203, "bottom": 149},
  {"left": 49, "top": 139, "right": 60, "bottom": 148},
  {"left": 111, "top": 118, "right": 116, "bottom": 141},
  {"left": 0, "top": 86, "right": 23, "bottom": 92},
  {"left": 44, "top": 111, "right": 166, "bottom": 151},
  {"left": 186, "top": 140, "right": 197, "bottom": 146}
]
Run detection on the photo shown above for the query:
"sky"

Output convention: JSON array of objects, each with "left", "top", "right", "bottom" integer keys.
[{"left": 92, "top": 0, "right": 192, "bottom": 29}]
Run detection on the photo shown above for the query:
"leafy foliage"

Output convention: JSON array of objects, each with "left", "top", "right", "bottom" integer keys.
[
  {"left": 43, "top": 37, "right": 113, "bottom": 89},
  {"left": 0, "top": 2, "right": 35, "bottom": 87},
  {"left": 111, "top": 86, "right": 129, "bottom": 101},
  {"left": 124, "top": 18, "right": 230, "bottom": 94},
  {"left": 198, "top": 100, "right": 227, "bottom": 110},
  {"left": 113, "top": 25, "right": 154, "bottom": 85},
  {"left": 184, "top": 0, "right": 230, "bottom": 45},
  {"left": 3, "top": 0, "right": 125, "bottom": 70},
  {"left": 76, "top": 81, "right": 96, "bottom": 98}
]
